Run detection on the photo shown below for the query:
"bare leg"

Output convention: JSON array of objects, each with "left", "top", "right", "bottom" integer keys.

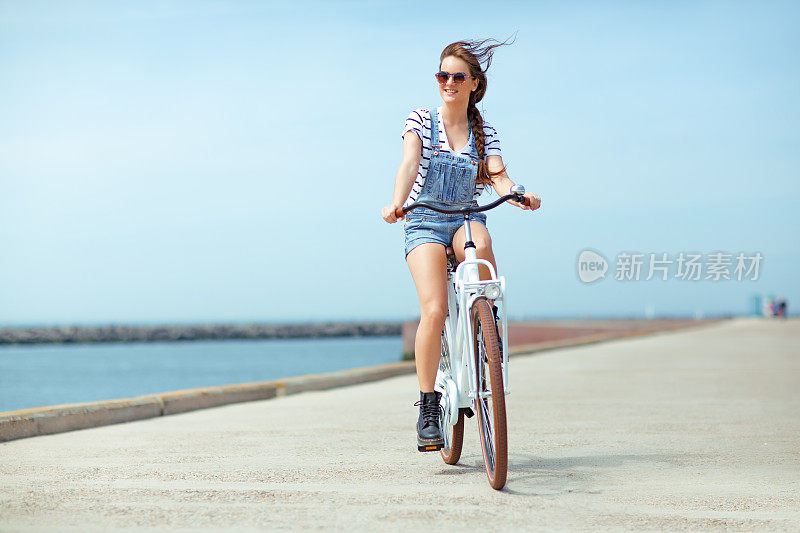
[
  {"left": 452, "top": 220, "right": 497, "bottom": 281},
  {"left": 406, "top": 243, "right": 448, "bottom": 393}
]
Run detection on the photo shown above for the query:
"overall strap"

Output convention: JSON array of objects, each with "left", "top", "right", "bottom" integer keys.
[{"left": 430, "top": 108, "right": 440, "bottom": 149}]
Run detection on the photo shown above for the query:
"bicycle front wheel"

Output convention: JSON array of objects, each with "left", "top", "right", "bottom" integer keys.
[{"left": 472, "top": 297, "right": 508, "bottom": 490}]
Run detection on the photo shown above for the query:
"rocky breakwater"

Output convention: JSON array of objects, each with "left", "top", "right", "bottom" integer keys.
[{"left": 0, "top": 322, "right": 403, "bottom": 345}]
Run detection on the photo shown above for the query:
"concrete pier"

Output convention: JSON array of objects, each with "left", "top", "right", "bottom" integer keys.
[{"left": 0, "top": 318, "right": 797, "bottom": 530}]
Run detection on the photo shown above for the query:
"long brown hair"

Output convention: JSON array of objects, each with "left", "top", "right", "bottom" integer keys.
[{"left": 439, "top": 37, "right": 514, "bottom": 185}]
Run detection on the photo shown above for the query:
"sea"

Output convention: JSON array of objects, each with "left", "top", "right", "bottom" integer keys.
[{"left": 0, "top": 336, "right": 403, "bottom": 413}]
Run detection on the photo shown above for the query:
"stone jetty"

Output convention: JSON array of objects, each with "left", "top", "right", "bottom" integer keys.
[{"left": 0, "top": 322, "right": 403, "bottom": 345}]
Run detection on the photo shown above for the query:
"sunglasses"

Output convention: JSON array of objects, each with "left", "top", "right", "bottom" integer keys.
[{"left": 435, "top": 71, "right": 473, "bottom": 85}]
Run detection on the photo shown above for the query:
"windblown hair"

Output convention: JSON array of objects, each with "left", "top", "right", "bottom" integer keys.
[{"left": 439, "top": 36, "right": 514, "bottom": 185}]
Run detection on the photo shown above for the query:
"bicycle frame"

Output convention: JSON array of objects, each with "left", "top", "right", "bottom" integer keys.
[
  {"left": 399, "top": 187, "right": 526, "bottom": 488},
  {"left": 397, "top": 188, "right": 526, "bottom": 436},
  {"left": 436, "top": 216, "right": 510, "bottom": 427}
]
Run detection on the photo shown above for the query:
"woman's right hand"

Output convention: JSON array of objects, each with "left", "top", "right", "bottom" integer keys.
[{"left": 382, "top": 203, "right": 404, "bottom": 223}]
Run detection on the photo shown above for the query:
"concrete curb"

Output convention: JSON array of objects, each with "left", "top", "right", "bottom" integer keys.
[
  {"left": 0, "top": 321, "right": 722, "bottom": 443},
  {"left": 274, "top": 361, "right": 416, "bottom": 397},
  {"left": 0, "top": 397, "right": 164, "bottom": 442},
  {"left": 144, "top": 381, "right": 280, "bottom": 416},
  {"left": 0, "top": 361, "right": 416, "bottom": 443}
]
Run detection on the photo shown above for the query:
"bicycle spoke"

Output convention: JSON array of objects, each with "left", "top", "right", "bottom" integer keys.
[
  {"left": 476, "top": 336, "right": 496, "bottom": 473},
  {"left": 480, "top": 400, "right": 494, "bottom": 471},
  {"left": 439, "top": 326, "right": 464, "bottom": 464},
  {"left": 480, "top": 367, "right": 495, "bottom": 470}
]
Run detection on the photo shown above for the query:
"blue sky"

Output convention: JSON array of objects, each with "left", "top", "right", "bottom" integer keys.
[{"left": 1, "top": 1, "right": 797, "bottom": 325}]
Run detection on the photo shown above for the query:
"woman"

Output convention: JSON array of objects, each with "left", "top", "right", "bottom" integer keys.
[{"left": 381, "top": 39, "right": 541, "bottom": 451}]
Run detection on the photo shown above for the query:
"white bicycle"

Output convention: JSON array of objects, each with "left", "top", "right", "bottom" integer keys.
[{"left": 397, "top": 185, "right": 528, "bottom": 490}]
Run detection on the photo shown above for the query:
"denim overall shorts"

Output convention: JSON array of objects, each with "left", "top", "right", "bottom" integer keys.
[{"left": 404, "top": 107, "right": 487, "bottom": 258}]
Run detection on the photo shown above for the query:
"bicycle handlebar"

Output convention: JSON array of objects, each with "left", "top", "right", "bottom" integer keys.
[{"left": 395, "top": 188, "right": 529, "bottom": 219}]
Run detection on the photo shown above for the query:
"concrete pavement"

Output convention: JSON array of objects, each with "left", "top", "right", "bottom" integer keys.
[{"left": 1, "top": 318, "right": 798, "bottom": 530}]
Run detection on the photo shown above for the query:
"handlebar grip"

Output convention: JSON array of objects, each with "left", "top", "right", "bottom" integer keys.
[
  {"left": 513, "top": 194, "right": 530, "bottom": 207},
  {"left": 394, "top": 207, "right": 405, "bottom": 219}
]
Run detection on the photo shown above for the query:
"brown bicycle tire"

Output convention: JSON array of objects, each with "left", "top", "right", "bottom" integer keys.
[{"left": 472, "top": 297, "right": 508, "bottom": 490}]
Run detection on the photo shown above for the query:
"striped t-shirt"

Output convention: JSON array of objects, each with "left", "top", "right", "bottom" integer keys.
[{"left": 401, "top": 107, "right": 502, "bottom": 207}]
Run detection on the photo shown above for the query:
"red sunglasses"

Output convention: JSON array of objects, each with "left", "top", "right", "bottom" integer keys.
[{"left": 435, "top": 71, "right": 473, "bottom": 85}]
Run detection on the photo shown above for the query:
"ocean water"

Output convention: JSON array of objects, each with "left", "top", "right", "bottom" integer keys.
[{"left": 0, "top": 336, "right": 403, "bottom": 413}]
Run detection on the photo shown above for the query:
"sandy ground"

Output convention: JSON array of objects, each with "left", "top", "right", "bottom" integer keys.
[{"left": 1, "top": 318, "right": 798, "bottom": 531}]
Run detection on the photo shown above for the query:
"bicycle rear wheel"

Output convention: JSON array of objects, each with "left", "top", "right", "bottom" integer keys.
[
  {"left": 439, "top": 328, "right": 464, "bottom": 464},
  {"left": 472, "top": 297, "right": 508, "bottom": 490}
]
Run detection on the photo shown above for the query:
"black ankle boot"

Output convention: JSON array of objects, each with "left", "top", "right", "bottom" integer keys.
[{"left": 415, "top": 391, "right": 443, "bottom": 452}]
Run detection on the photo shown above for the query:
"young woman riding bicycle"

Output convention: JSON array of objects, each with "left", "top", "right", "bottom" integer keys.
[{"left": 381, "top": 38, "right": 541, "bottom": 451}]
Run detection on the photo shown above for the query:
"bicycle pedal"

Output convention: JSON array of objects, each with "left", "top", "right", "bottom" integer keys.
[
  {"left": 417, "top": 443, "right": 444, "bottom": 452},
  {"left": 463, "top": 407, "right": 475, "bottom": 418}
]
